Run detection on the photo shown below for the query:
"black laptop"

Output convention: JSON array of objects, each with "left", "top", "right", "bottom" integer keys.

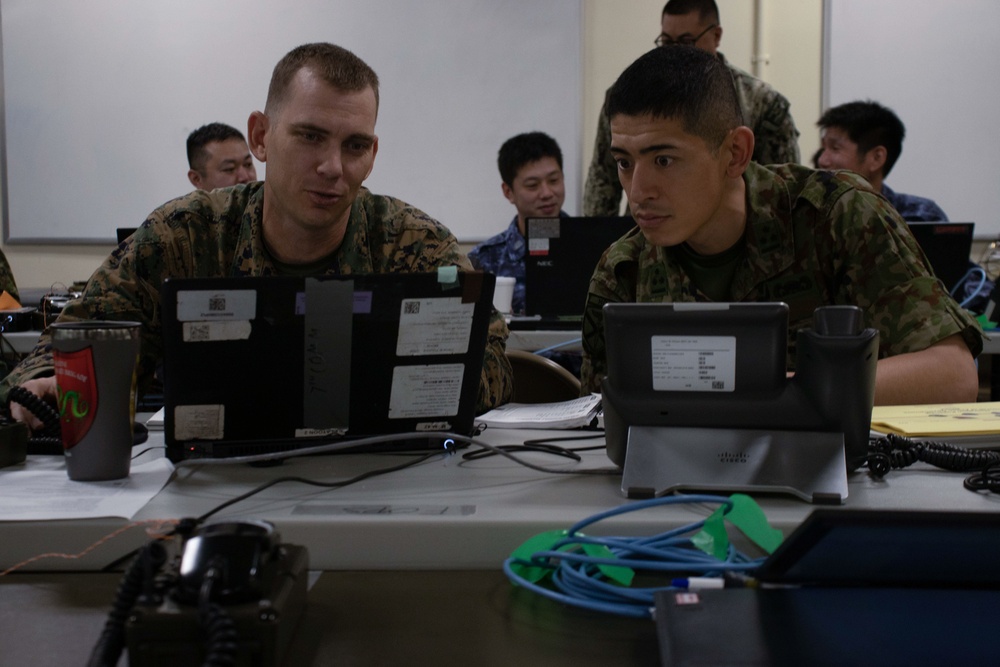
[
  {"left": 160, "top": 270, "right": 495, "bottom": 461},
  {"left": 512, "top": 216, "right": 635, "bottom": 330},
  {"left": 906, "top": 221, "right": 974, "bottom": 291},
  {"left": 654, "top": 509, "right": 1000, "bottom": 666}
]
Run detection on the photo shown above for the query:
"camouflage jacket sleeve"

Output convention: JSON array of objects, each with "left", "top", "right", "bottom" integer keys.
[{"left": 582, "top": 91, "right": 624, "bottom": 217}]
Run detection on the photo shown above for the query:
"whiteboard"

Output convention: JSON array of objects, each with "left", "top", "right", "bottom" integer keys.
[
  {"left": 0, "top": 0, "right": 581, "bottom": 243},
  {"left": 824, "top": 0, "right": 1000, "bottom": 238}
]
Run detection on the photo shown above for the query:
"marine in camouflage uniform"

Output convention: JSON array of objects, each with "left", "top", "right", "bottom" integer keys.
[
  {"left": 580, "top": 162, "right": 984, "bottom": 394},
  {"left": 0, "top": 183, "right": 513, "bottom": 412},
  {"left": 582, "top": 53, "right": 801, "bottom": 217}
]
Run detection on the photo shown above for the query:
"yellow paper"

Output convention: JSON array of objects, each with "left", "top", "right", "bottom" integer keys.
[
  {"left": 870, "top": 402, "right": 1000, "bottom": 437},
  {"left": 0, "top": 291, "right": 21, "bottom": 310}
]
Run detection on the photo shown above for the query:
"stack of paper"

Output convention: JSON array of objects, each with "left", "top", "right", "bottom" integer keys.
[
  {"left": 870, "top": 402, "right": 1000, "bottom": 448},
  {"left": 477, "top": 394, "right": 602, "bottom": 430}
]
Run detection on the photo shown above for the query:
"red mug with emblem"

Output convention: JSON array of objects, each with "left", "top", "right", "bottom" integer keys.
[{"left": 51, "top": 320, "right": 141, "bottom": 481}]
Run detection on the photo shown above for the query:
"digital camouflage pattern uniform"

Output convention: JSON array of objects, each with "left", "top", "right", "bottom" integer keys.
[
  {"left": 579, "top": 162, "right": 984, "bottom": 394},
  {"left": 583, "top": 53, "right": 801, "bottom": 217},
  {"left": 1, "top": 183, "right": 513, "bottom": 412}
]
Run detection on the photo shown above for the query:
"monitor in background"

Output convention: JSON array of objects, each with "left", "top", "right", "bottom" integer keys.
[
  {"left": 906, "top": 221, "right": 974, "bottom": 291},
  {"left": 600, "top": 303, "right": 879, "bottom": 503},
  {"left": 518, "top": 216, "right": 635, "bottom": 328},
  {"left": 160, "top": 271, "right": 495, "bottom": 462}
]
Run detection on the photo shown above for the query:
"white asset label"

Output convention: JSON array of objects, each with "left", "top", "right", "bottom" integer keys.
[
  {"left": 650, "top": 335, "right": 736, "bottom": 392},
  {"left": 396, "top": 297, "right": 474, "bottom": 356}
]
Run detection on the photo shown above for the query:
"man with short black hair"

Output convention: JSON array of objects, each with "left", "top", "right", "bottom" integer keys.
[
  {"left": 583, "top": 0, "right": 800, "bottom": 216},
  {"left": 817, "top": 100, "right": 947, "bottom": 221},
  {"left": 580, "top": 46, "right": 982, "bottom": 405},
  {"left": 469, "top": 131, "right": 567, "bottom": 315},
  {"left": 186, "top": 122, "right": 257, "bottom": 190}
]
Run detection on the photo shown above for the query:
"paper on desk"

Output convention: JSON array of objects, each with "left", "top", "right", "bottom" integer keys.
[
  {"left": 477, "top": 394, "right": 601, "bottom": 429},
  {"left": 0, "top": 458, "right": 174, "bottom": 521},
  {"left": 870, "top": 401, "right": 1000, "bottom": 437},
  {"left": 869, "top": 402, "right": 1000, "bottom": 448}
]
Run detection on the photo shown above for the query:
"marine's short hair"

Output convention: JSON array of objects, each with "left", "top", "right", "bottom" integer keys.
[
  {"left": 186, "top": 122, "right": 247, "bottom": 171},
  {"left": 497, "top": 132, "right": 563, "bottom": 187},
  {"left": 662, "top": 0, "right": 719, "bottom": 24},
  {"left": 817, "top": 100, "right": 906, "bottom": 177},
  {"left": 606, "top": 46, "right": 743, "bottom": 152},
  {"left": 265, "top": 42, "right": 380, "bottom": 116}
]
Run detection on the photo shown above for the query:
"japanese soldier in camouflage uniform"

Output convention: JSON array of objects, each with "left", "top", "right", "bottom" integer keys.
[
  {"left": 580, "top": 45, "right": 982, "bottom": 405},
  {"left": 4, "top": 42, "right": 513, "bottom": 431},
  {"left": 583, "top": 0, "right": 800, "bottom": 217}
]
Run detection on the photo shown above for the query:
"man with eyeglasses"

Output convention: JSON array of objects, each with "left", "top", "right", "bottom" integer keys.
[{"left": 583, "top": 0, "right": 801, "bottom": 216}]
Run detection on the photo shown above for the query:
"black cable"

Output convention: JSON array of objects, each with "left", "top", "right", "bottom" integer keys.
[
  {"left": 964, "top": 461, "right": 1000, "bottom": 493},
  {"left": 198, "top": 561, "right": 238, "bottom": 667},
  {"left": 7, "top": 385, "right": 60, "bottom": 438},
  {"left": 86, "top": 541, "right": 167, "bottom": 667},
  {"left": 462, "top": 442, "right": 583, "bottom": 462},
  {"left": 195, "top": 451, "right": 440, "bottom": 524},
  {"left": 867, "top": 433, "right": 1000, "bottom": 479}
]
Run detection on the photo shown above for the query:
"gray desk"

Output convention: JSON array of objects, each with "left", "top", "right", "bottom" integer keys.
[
  {"left": 2, "top": 427, "right": 998, "bottom": 573},
  {"left": 2, "top": 428, "right": 999, "bottom": 667}
]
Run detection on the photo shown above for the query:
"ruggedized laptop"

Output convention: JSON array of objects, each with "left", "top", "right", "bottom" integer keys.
[{"left": 160, "top": 270, "right": 495, "bottom": 462}]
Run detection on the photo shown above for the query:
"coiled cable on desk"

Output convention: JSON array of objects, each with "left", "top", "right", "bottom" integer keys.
[
  {"left": 502, "top": 494, "right": 767, "bottom": 619},
  {"left": 867, "top": 433, "right": 1000, "bottom": 479}
]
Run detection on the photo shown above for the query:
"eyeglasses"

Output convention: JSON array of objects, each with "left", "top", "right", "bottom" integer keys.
[{"left": 655, "top": 24, "right": 717, "bottom": 48}]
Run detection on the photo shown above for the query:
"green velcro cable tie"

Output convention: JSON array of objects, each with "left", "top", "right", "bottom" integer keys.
[
  {"left": 691, "top": 494, "right": 784, "bottom": 561},
  {"left": 508, "top": 529, "right": 634, "bottom": 586}
]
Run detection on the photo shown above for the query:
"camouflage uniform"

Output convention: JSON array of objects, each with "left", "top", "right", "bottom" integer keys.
[
  {"left": 580, "top": 162, "right": 984, "bottom": 394},
  {"left": 1, "top": 183, "right": 513, "bottom": 412},
  {"left": 583, "top": 52, "right": 802, "bottom": 217}
]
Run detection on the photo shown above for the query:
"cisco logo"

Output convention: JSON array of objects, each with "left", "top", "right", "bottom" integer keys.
[{"left": 718, "top": 452, "right": 748, "bottom": 464}]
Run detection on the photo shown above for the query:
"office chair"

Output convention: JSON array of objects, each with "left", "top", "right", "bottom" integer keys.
[{"left": 506, "top": 349, "right": 582, "bottom": 403}]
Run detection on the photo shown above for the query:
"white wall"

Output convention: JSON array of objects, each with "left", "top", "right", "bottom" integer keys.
[{"left": 1, "top": 0, "right": 821, "bottom": 289}]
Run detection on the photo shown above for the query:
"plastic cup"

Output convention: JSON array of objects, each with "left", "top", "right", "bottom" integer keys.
[
  {"left": 51, "top": 321, "right": 141, "bottom": 481},
  {"left": 493, "top": 276, "right": 516, "bottom": 314}
]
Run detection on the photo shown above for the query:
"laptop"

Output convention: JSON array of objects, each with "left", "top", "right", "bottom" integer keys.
[
  {"left": 654, "top": 509, "right": 1000, "bottom": 666},
  {"left": 160, "top": 270, "right": 495, "bottom": 462},
  {"left": 512, "top": 216, "right": 635, "bottom": 330},
  {"left": 906, "top": 221, "right": 974, "bottom": 291}
]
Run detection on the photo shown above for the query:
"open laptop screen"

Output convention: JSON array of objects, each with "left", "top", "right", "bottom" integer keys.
[
  {"left": 523, "top": 216, "right": 635, "bottom": 322},
  {"left": 160, "top": 271, "right": 495, "bottom": 461},
  {"left": 906, "top": 221, "right": 974, "bottom": 291}
]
